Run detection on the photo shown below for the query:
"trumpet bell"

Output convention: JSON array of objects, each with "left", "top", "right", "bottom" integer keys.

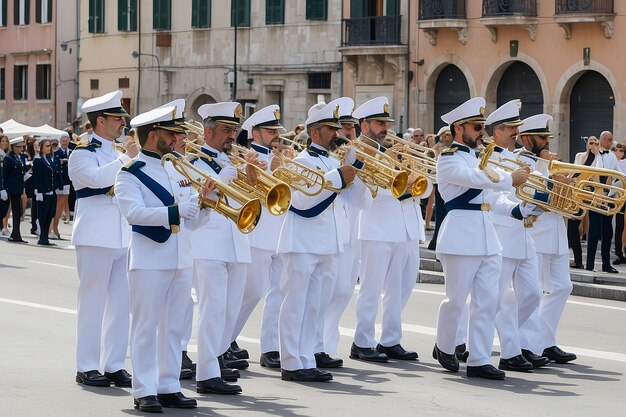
[
  {"left": 409, "top": 176, "right": 429, "bottom": 197},
  {"left": 266, "top": 183, "right": 292, "bottom": 216},
  {"left": 391, "top": 170, "right": 409, "bottom": 198},
  {"left": 234, "top": 199, "right": 262, "bottom": 234}
]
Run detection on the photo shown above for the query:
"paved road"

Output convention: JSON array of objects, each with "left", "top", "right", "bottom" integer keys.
[{"left": 1, "top": 223, "right": 625, "bottom": 416}]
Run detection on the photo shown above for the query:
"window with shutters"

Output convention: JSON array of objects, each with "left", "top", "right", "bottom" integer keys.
[
  {"left": 153, "top": 0, "right": 171, "bottom": 31},
  {"left": 266, "top": 0, "right": 284, "bottom": 25},
  {"left": 231, "top": 0, "right": 250, "bottom": 27},
  {"left": 306, "top": 0, "right": 327, "bottom": 21},
  {"left": 36, "top": 64, "right": 51, "bottom": 100},
  {"left": 0, "top": 68, "right": 5, "bottom": 100},
  {"left": 14, "top": 0, "right": 29, "bottom": 25},
  {"left": 118, "top": 77, "right": 130, "bottom": 88},
  {"left": 88, "top": 0, "right": 105, "bottom": 33},
  {"left": 192, "top": 0, "right": 211, "bottom": 28},
  {"left": 118, "top": 0, "right": 137, "bottom": 31},
  {"left": 308, "top": 72, "right": 331, "bottom": 90},
  {"left": 90, "top": 79, "right": 99, "bottom": 90},
  {"left": 0, "top": 0, "right": 6, "bottom": 27},
  {"left": 14, "top": 65, "right": 28, "bottom": 100},
  {"left": 36, "top": 0, "right": 51, "bottom": 23}
]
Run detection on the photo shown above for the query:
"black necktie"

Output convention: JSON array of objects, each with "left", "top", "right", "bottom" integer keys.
[{"left": 600, "top": 150, "right": 609, "bottom": 155}]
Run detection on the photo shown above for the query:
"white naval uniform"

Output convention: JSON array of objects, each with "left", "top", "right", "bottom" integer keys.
[
  {"left": 68, "top": 134, "right": 131, "bottom": 374},
  {"left": 231, "top": 142, "right": 286, "bottom": 351},
  {"left": 277, "top": 144, "right": 371, "bottom": 371},
  {"left": 435, "top": 142, "right": 519, "bottom": 367},
  {"left": 189, "top": 145, "right": 251, "bottom": 382},
  {"left": 489, "top": 147, "right": 542, "bottom": 359},
  {"left": 517, "top": 153, "right": 573, "bottom": 354},
  {"left": 115, "top": 150, "right": 210, "bottom": 398},
  {"left": 353, "top": 142, "right": 424, "bottom": 350}
]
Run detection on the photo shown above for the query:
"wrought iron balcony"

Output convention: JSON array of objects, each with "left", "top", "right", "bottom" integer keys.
[
  {"left": 342, "top": 16, "right": 401, "bottom": 47},
  {"left": 554, "top": 0, "right": 615, "bottom": 39},
  {"left": 482, "top": 0, "right": 537, "bottom": 17},
  {"left": 419, "top": 0, "right": 466, "bottom": 20},
  {"left": 555, "top": 0, "right": 614, "bottom": 15}
]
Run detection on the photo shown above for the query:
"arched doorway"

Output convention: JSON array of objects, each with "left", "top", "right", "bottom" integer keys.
[
  {"left": 189, "top": 94, "right": 217, "bottom": 122},
  {"left": 569, "top": 71, "right": 614, "bottom": 161},
  {"left": 434, "top": 64, "right": 470, "bottom": 132},
  {"left": 496, "top": 61, "right": 543, "bottom": 119}
]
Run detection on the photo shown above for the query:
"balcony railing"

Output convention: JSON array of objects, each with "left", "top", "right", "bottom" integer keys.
[
  {"left": 342, "top": 16, "right": 401, "bottom": 46},
  {"left": 419, "top": 0, "right": 466, "bottom": 20},
  {"left": 555, "top": 0, "right": 613, "bottom": 14},
  {"left": 482, "top": 0, "right": 537, "bottom": 17}
]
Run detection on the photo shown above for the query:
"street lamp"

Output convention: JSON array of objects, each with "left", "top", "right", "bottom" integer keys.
[{"left": 131, "top": 51, "right": 161, "bottom": 113}]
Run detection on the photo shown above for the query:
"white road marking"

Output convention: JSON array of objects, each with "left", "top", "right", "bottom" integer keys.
[
  {"left": 0, "top": 297, "right": 76, "bottom": 315},
  {"left": 29, "top": 260, "right": 75, "bottom": 270}
]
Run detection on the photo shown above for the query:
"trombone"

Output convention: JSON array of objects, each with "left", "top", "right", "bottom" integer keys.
[
  {"left": 478, "top": 142, "right": 586, "bottom": 219},
  {"left": 161, "top": 153, "right": 262, "bottom": 233},
  {"left": 184, "top": 140, "right": 291, "bottom": 216}
]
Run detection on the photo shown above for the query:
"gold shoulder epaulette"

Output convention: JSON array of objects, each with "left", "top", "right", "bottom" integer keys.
[{"left": 441, "top": 146, "right": 458, "bottom": 156}]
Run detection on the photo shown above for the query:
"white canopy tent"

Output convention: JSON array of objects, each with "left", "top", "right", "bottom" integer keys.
[{"left": 0, "top": 119, "right": 67, "bottom": 139}]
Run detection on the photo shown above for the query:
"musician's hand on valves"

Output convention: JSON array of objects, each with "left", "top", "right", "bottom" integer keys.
[
  {"left": 269, "top": 154, "right": 282, "bottom": 172},
  {"left": 199, "top": 178, "right": 217, "bottom": 199},
  {"left": 339, "top": 165, "right": 357, "bottom": 186},
  {"left": 552, "top": 173, "right": 575, "bottom": 185},
  {"left": 511, "top": 166, "right": 530, "bottom": 187},
  {"left": 124, "top": 138, "right": 140, "bottom": 158},
  {"left": 178, "top": 197, "right": 200, "bottom": 220},
  {"left": 343, "top": 147, "right": 357, "bottom": 165},
  {"left": 218, "top": 164, "right": 238, "bottom": 184}
]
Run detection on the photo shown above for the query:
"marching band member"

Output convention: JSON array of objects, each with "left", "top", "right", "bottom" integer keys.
[
  {"left": 277, "top": 101, "right": 371, "bottom": 382},
  {"left": 351, "top": 97, "right": 422, "bottom": 363},
  {"left": 484, "top": 100, "right": 546, "bottom": 371},
  {"left": 69, "top": 90, "right": 137, "bottom": 387},
  {"left": 230, "top": 104, "right": 287, "bottom": 369},
  {"left": 3, "top": 137, "right": 28, "bottom": 243},
  {"left": 321, "top": 97, "right": 362, "bottom": 362},
  {"left": 190, "top": 102, "right": 250, "bottom": 395},
  {"left": 516, "top": 114, "right": 577, "bottom": 365},
  {"left": 432, "top": 97, "right": 530, "bottom": 380},
  {"left": 115, "top": 102, "right": 214, "bottom": 412}
]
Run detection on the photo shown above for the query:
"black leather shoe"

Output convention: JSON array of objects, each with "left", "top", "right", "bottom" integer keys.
[
  {"left": 498, "top": 355, "right": 534, "bottom": 372},
  {"left": 521, "top": 349, "right": 551, "bottom": 368},
  {"left": 349, "top": 343, "right": 388, "bottom": 362},
  {"left": 104, "top": 369, "right": 132, "bottom": 387},
  {"left": 260, "top": 351, "right": 281, "bottom": 368},
  {"left": 315, "top": 352, "right": 344, "bottom": 368},
  {"left": 230, "top": 341, "right": 249, "bottom": 359},
  {"left": 603, "top": 266, "right": 619, "bottom": 274},
  {"left": 221, "top": 368, "right": 240, "bottom": 382},
  {"left": 37, "top": 241, "right": 56, "bottom": 246},
  {"left": 182, "top": 350, "right": 196, "bottom": 372},
  {"left": 613, "top": 257, "right": 626, "bottom": 265},
  {"left": 196, "top": 377, "right": 242, "bottom": 395},
  {"left": 179, "top": 368, "right": 193, "bottom": 380},
  {"left": 134, "top": 395, "right": 163, "bottom": 413},
  {"left": 157, "top": 392, "right": 197, "bottom": 409},
  {"left": 542, "top": 346, "right": 577, "bottom": 364},
  {"left": 432, "top": 344, "right": 459, "bottom": 372},
  {"left": 76, "top": 370, "right": 110, "bottom": 387},
  {"left": 281, "top": 368, "right": 333, "bottom": 382},
  {"left": 222, "top": 351, "right": 249, "bottom": 369},
  {"left": 467, "top": 364, "right": 506, "bottom": 380},
  {"left": 8, "top": 237, "right": 28, "bottom": 243},
  {"left": 376, "top": 343, "right": 418, "bottom": 360},
  {"left": 455, "top": 344, "right": 469, "bottom": 363}
]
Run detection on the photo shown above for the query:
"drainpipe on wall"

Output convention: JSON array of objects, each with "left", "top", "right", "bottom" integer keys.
[
  {"left": 340, "top": 0, "right": 344, "bottom": 96},
  {"left": 404, "top": 0, "right": 411, "bottom": 133},
  {"left": 136, "top": 0, "right": 142, "bottom": 115}
]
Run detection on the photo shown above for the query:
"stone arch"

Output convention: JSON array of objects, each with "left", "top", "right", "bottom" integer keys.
[{"left": 186, "top": 88, "right": 220, "bottom": 122}]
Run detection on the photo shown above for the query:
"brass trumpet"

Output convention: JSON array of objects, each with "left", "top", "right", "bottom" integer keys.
[
  {"left": 184, "top": 140, "right": 291, "bottom": 216},
  {"left": 161, "top": 153, "right": 262, "bottom": 233},
  {"left": 384, "top": 130, "right": 436, "bottom": 197},
  {"left": 182, "top": 120, "right": 206, "bottom": 143},
  {"left": 478, "top": 142, "right": 586, "bottom": 219}
]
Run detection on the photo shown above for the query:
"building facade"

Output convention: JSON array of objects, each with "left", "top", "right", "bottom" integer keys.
[
  {"left": 416, "top": 0, "right": 623, "bottom": 161},
  {"left": 78, "top": 0, "right": 344, "bottom": 131}
]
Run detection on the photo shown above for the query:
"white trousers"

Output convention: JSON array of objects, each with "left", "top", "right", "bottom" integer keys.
[
  {"left": 194, "top": 259, "right": 247, "bottom": 380},
  {"left": 495, "top": 256, "right": 539, "bottom": 359},
  {"left": 437, "top": 253, "right": 501, "bottom": 367},
  {"left": 323, "top": 239, "right": 360, "bottom": 354},
  {"left": 354, "top": 240, "right": 417, "bottom": 348},
  {"left": 279, "top": 252, "right": 337, "bottom": 371},
  {"left": 180, "top": 276, "right": 197, "bottom": 351},
  {"left": 75, "top": 245, "right": 129, "bottom": 373},
  {"left": 129, "top": 268, "right": 191, "bottom": 398},
  {"left": 519, "top": 252, "right": 572, "bottom": 353},
  {"left": 231, "top": 247, "right": 274, "bottom": 343},
  {"left": 259, "top": 253, "right": 285, "bottom": 354}
]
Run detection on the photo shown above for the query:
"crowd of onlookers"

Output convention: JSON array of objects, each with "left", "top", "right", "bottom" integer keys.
[{"left": 0, "top": 124, "right": 92, "bottom": 246}]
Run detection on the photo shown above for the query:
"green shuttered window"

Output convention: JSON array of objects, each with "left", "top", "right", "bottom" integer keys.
[
  {"left": 231, "top": 0, "right": 250, "bottom": 27},
  {"left": 118, "top": 0, "right": 137, "bottom": 31},
  {"left": 306, "top": 0, "right": 327, "bottom": 21},
  {"left": 192, "top": 0, "right": 211, "bottom": 28},
  {"left": 153, "top": 0, "right": 171, "bottom": 31},
  {"left": 266, "top": 0, "right": 284, "bottom": 25},
  {"left": 88, "top": 0, "right": 104, "bottom": 33}
]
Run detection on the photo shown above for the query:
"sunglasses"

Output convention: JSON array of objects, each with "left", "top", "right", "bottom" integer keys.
[{"left": 465, "top": 124, "right": 484, "bottom": 132}]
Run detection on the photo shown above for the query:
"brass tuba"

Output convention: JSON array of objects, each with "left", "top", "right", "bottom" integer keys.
[
  {"left": 161, "top": 153, "right": 262, "bottom": 233},
  {"left": 185, "top": 140, "right": 291, "bottom": 216}
]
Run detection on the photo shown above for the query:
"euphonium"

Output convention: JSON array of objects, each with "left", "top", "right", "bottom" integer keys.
[
  {"left": 161, "top": 153, "right": 262, "bottom": 233},
  {"left": 478, "top": 142, "right": 586, "bottom": 219},
  {"left": 185, "top": 140, "right": 291, "bottom": 216}
]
